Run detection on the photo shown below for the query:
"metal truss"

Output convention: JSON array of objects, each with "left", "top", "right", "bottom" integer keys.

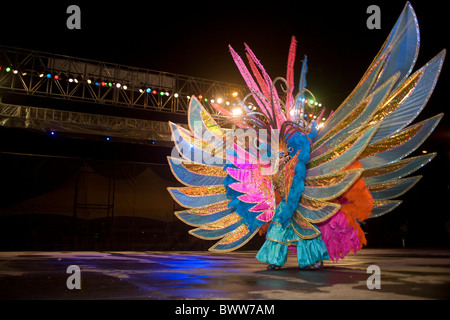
[
  {"left": 0, "top": 45, "right": 247, "bottom": 115},
  {"left": 0, "top": 102, "right": 183, "bottom": 143}
]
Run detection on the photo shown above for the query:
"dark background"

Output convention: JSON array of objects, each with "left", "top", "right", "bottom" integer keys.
[{"left": 0, "top": 0, "right": 448, "bottom": 251}]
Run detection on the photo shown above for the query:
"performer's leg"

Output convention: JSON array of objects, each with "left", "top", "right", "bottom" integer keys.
[
  {"left": 256, "top": 223, "right": 290, "bottom": 269},
  {"left": 296, "top": 237, "right": 330, "bottom": 269},
  {"left": 256, "top": 238, "right": 288, "bottom": 268}
]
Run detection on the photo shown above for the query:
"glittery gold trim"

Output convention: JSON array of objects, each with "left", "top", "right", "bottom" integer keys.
[
  {"left": 313, "top": 75, "right": 397, "bottom": 156},
  {"left": 314, "top": 100, "right": 368, "bottom": 149},
  {"left": 187, "top": 97, "right": 225, "bottom": 140},
  {"left": 362, "top": 153, "right": 436, "bottom": 183},
  {"left": 292, "top": 213, "right": 315, "bottom": 229},
  {"left": 368, "top": 70, "right": 423, "bottom": 127},
  {"left": 269, "top": 221, "right": 282, "bottom": 227},
  {"left": 167, "top": 156, "right": 226, "bottom": 187},
  {"left": 304, "top": 169, "right": 363, "bottom": 201},
  {"left": 201, "top": 108, "right": 225, "bottom": 138},
  {"left": 174, "top": 200, "right": 232, "bottom": 227},
  {"left": 272, "top": 170, "right": 286, "bottom": 198},
  {"left": 308, "top": 135, "right": 358, "bottom": 169},
  {"left": 175, "top": 200, "right": 231, "bottom": 217},
  {"left": 308, "top": 125, "right": 376, "bottom": 169},
  {"left": 284, "top": 151, "right": 299, "bottom": 200},
  {"left": 173, "top": 185, "right": 227, "bottom": 197},
  {"left": 373, "top": 199, "right": 400, "bottom": 208},
  {"left": 188, "top": 215, "right": 241, "bottom": 241},
  {"left": 362, "top": 157, "right": 414, "bottom": 179},
  {"left": 200, "top": 213, "right": 242, "bottom": 231},
  {"left": 215, "top": 223, "right": 248, "bottom": 244},
  {"left": 369, "top": 199, "right": 402, "bottom": 218},
  {"left": 170, "top": 122, "right": 205, "bottom": 164},
  {"left": 299, "top": 195, "right": 327, "bottom": 210},
  {"left": 305, "top": 169, "right": 361, "bottom": 188},
  {"left": 170, "top": 121, "right": 226, "bottom": 162},
  {"left": 266, "top": 237, "right": 290, "bottom": 246},
  {"left": 266, "top": 230, "right": 305, "bottom": 245},
  {"left": 367, "top": 176, "right": 421, "bottom": 194},
  {"left": 168, "top": 186, "right": 227, "bottom": 209},
  {"left": 176, "top": 122, "right": 215, "bottom": 151},
  {"left": 182, "top": 162, "right": 228, "bottom": 177},
  {"left": 298, "top": 195, "right": 341, "bottom": 223},
  {"left": 358, "top": 122, "right": 424, "bottom": 159},
  {"left": 367, "top": 179, "right": 402, "bottom": 192},
  {"left": 208, "top": 224, "right": 260, "bottom": 253},
  {"left": 291, "top": 211, "right": 321, "bottom": 240}
]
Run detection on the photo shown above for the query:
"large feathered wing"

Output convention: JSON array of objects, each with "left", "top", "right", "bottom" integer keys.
[
  {"left": 306, "top": 2, "right": 445, "bottom": 222},
  {"left": 168, "top": 96, "right": 278, "bottom": 252},
  {"left": 299, "top": 0, "right": 444, "bottom": 259},
  {"left": 167, "top": 2, "right": 444, "bottom": 254}
]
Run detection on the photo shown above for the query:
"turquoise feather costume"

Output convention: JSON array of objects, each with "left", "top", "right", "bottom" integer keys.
[
  {"left": 255, "top": 126, "right": 330, "bottom": 268},
  {"left": 167, "top": 3, "right": 445, "bottom": 268}
]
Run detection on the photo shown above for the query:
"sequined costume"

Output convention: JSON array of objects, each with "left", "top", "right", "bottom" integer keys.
[{"left": 167, "top": 3, "right": 445, "bottom": 269}]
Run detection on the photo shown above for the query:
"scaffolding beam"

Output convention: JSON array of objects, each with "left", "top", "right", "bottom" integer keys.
[
  {"left": 0, "top": 45, "right": 247, "bottom": 115},
  {"left": 0, "top": 102, "right": 184, "bottom": 143}
]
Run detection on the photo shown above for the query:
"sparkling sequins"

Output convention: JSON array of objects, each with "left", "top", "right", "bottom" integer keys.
[
  {"left": 362, "top": 158, "right": 415, "bottom": 179},
  {"left": 182, "top": 200, "right": 231, "bottom": 216},
  {"left": 292, "top": 212, "right": 314, "bottom": 229},
  {"left": 367, "top": 179, "right": 404, "bottom": 192},
  {"left": 368, "top": 70, "right": 423, "bottom": 127},
  {"left": 373, "top": 199, "right": 396, "bottom": 208},
  {"left": 182, "top": 163, "right": 228, "bottom": 177},
  {"left": 370, "top": 199, "right": 402, "bottom": 218},
  {"left": 308, "top": 135, "right": 359, "bottom": 169},
  {"left": 176, "top": 186, "right": 227, "bottom": 197},
  {"left": 358, "top": 122, "right": 424, "bottom": 159},
  {"left": 299, "top": 196, "right": 327, "bottom": 210},
  {"left": 176, "top": 124, "right": 211, "bottom": 150},
  {"left": 305, "top": 171, "right": 349, "bottom": 188},
  {"left": 217, "top": 224, "right": 249, "bottom": 245},
  {"left": 201, "top": 213, "right": 242, "bottom": 230},
  {"left": 314, "top": 100, "right": 368, "bottom": 149},
  {"left": 291, "top": 210, "right": 320, "bottom": 239},
  {"left": 201, "top": 108, "right": 225, "bottom": 138},
  {"left": 284, "top": 151, "right": 299, "bottom": 199},
  {"left": 272, "top": 170, "right": 286, "bottom": 198}
]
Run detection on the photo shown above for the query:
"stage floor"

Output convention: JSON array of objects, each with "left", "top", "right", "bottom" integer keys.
[{"left": 0, "top": 248, "right": 449, "bottom": 300}]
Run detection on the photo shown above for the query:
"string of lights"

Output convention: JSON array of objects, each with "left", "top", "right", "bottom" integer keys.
[
  {"left": 0, "top": 64, "right": 246, "bottom": 107},
  {"left": 0, "top": 46, "right": 251, "bottom": 115},
  {"left": 0, "top": 46, "right": 329, "bottom": 121}
]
